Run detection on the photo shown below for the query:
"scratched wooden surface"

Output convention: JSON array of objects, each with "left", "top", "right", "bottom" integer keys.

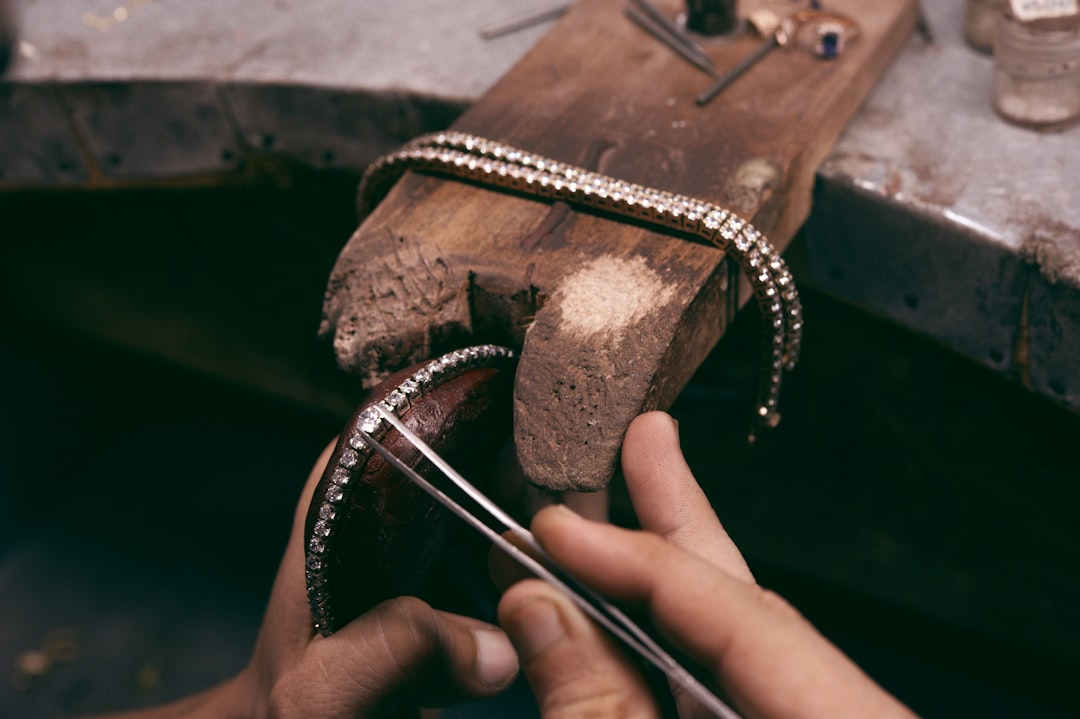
[{"left": 322, "top": 0, "right": 919, "bottom": 490}]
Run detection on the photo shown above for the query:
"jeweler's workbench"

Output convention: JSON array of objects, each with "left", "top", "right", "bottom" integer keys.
[
  {"left": 2, "top": 1, "right": 1079, "bottom": 717},
  {"left": 2, "top": 0, "right": 1076, "bottom": 411}
]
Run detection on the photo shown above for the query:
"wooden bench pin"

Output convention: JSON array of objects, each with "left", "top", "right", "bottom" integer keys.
[{"left": 319, "top": 0, "right": 919, "bottom": 492}]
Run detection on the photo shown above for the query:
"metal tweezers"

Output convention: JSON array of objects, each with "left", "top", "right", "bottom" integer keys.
[{"left": 365, "top": 404, "right": 743, "bottom": 719}]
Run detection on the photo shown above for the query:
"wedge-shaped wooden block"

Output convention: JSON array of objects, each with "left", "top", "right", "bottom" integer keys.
[{"left": 321, "top": 0, "right": 918, "bottom": 490}]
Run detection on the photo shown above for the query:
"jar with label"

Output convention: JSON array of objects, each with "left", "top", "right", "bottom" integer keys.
[{"left": 993, "top": 0, "right": 1080, "bottom": 130}]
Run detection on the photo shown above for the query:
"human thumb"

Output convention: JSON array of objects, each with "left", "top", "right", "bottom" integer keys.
[
  {"left": 499, "top": 579, "right": 662, "bottom": 719},
  {"left": 267, "top": 596, "right": 518, "bottom": 718}
]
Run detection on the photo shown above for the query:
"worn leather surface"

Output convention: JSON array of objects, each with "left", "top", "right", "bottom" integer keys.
[{"left": 305, "top": 361, "right": 514, "bottom": 631}]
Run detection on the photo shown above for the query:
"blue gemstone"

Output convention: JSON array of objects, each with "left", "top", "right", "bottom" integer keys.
[{"left": 822, "top": 32, "right": 839, "bottom": 59}]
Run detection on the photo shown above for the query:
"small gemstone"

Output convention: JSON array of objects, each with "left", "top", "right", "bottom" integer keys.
[
  {"left": 821, "top": 31, "right": 839, "bottom": 59},
  {"left": 306, "top": 554, "right": 322, "bottom": 571},
  {"left": 326, "top": 486, "right": 344, "bottom": 503},
  {"left": 319, "top": 504, "right": 335, "bottom": 520},
  {"left": 340, "top": 449, "right": 359, "bottom": 468},
  {"left": 359, "top": 407, "right": 381, "bottom": 434},
  {"left": 413, "top": 369, "right": 433, "bottom": 389},
  {"left": 309, "top": 536, "right": 325, "bottom": 554},
  {"left": 348, "top": 433, "right": 367, "bottom": 450},
  {"left": 314, "top": 520, "right": 331, "bottom": 537},
  {"left": 386, "top": 390, "right": 408, "bottom": 411}
]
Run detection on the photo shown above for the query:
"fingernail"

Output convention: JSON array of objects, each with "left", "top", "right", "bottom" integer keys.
[
  {"left": 473, "top": 628, "right": 518, "bottom": 688},
  {"left": 507, "top": 598, "right": 565, "bottom": 661},
  {"left": 667, "top": 414, "right": 682, "bottom": 447}
]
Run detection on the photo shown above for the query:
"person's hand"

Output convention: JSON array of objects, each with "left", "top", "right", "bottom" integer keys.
[
  {"left": 247, "top": 441, "right": 522, "bottom": 718},
  {"left": 497, "top": 412, "right": 917, "bottom": 719},
  {"left": 96, "top": 441, "right": 520, "bottom": 719}
]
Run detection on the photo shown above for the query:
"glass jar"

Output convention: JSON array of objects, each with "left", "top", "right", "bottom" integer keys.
[
  {"left": 993, "top": 0, "right": 1080, "bottom": 130},
  {"left": 966, "top": 0, "right": 1000, "bottom": 53}
]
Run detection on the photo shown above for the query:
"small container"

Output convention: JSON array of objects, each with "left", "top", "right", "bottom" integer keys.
[
  {"left": 993, "top": 0, "right": 1080, "bottom": 130},
  {"left": 965, "top": 0, "right": 1000, "bottom": 53},
  {"left": 685, "top": 0, "right": 738, "bottom": 36}
]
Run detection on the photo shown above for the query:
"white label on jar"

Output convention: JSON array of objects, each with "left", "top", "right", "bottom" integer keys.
[{"left": 1010, "top": 0, "right": 1079, "bottom": 20}]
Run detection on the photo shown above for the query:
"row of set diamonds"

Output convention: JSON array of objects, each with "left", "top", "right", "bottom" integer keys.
[
  {"left": 358, "top": 132, "right": 801, "bottom": 439},
  {"left": 306, "top": 344, "right": 516, "bottom": 635}
]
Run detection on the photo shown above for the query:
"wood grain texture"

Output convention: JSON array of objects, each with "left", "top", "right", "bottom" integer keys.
[{"left": 321, "top": 0, "right": 919, "bottom": 490}]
